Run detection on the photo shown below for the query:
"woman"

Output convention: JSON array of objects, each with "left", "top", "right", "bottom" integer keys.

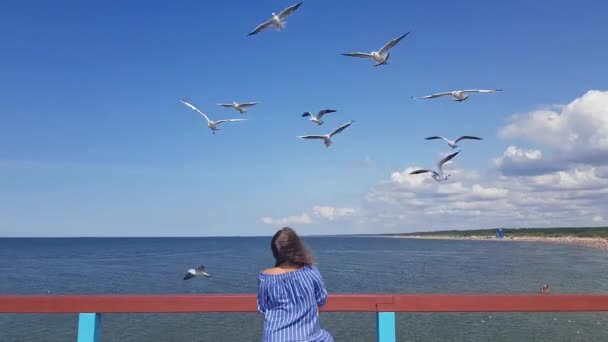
[{"left": 257, "top": 227, "right": 333, "bottom": 342}]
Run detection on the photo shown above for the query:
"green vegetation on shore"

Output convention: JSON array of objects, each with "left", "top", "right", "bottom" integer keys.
[{"left": 382, "top": 227, "right": 608, "bottom": 238}]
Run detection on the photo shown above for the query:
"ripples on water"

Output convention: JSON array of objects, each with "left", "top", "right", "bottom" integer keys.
[{"left": 0, "top": 237, "right": 607, "bottom": 341}]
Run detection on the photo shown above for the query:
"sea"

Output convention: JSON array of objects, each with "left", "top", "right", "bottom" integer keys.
[{"left": 0, "top": 237, "right": 607, "bottom": 341}]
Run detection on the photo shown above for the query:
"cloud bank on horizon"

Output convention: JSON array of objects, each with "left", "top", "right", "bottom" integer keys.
[{"left": 262, "top": 90, "right": 608, "bottom": 232}]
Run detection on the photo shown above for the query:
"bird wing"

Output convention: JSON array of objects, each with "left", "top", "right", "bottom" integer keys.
[
  {"left": 454, "top": 136, "right": 482, "bottom": 143},
  {"left": 329, "top": 120, "right": 354, "bottom": 138},
  {"left": 301, "top": 112, "right": 312, "bottom": 118},
  {"left": 195, "top": 265, "right": 206, "bottom": 272},
  {"left": 342, "top": 52, "right": 374, "bottom": 59},
  {"left": 438, "top": 151, "right": 460, "bottom": 173},
  {"left": 409, "top": 169, "right": 431, "bottom": 175},
  {"left": 217, "top": 104, "right": 234, "bottom": 108},
  {"left": 238, "top": 102, "right": 258, "bottom": 107},
  {"left": 425, "top": 136, "right": 450, "bottom": 143},
  {"left": 248, "top": 20, "right": 274, "bottom": 36},
  {"left": 278, "top": 1, "right": 304, "bottom": 19},
  {"left": 317, "top": 109, "right": 336, "bottom": 119},
  {"left": 417, "top": 92, "right": 452, "bottom": 99},
  {"left": 214, "top": 119, "right": 247, "bottom": 125},
  {"left": 298, "top": 135, "right": 326, "bottom": 140},
  {"left": 181, "top": 100, "right": 211, "bottom": 123},
  {"left": 183, "top": 273, "right": 195, "bottom": 280},
  {"left": 379, "top": 32, "right": 409, "bottom": 55},
  {"left": 461, "top": 89, "right": 502, "bottom": 94}
]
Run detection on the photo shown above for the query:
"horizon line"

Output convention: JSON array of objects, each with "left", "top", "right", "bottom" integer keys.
[{"left": 1, "top": 226, "right": 606, "bottom": 238}]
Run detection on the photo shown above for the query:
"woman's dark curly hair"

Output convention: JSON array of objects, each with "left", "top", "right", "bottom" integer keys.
[{"left": 271, "top": 227, "right": 315, "bottom": 267}]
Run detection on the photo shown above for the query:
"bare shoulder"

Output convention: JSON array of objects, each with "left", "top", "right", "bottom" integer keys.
[
  {"left": 262, "top": 266, "right": 303, "bottom": 275},
  {"left": 262, "top": 267, "right": 283, "bottom": 275}
]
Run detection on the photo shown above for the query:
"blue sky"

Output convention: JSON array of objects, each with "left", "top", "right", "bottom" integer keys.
[{"left": 1, "top": 0, "right": 607, "bottom": 236}]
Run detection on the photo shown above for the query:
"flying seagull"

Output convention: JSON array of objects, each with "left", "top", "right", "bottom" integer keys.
[
  {"left": 342, "top": 32, "right": 410, "bottom": 67},
  {"left": 302, "top": 109, "right": 336, "bottom": 125},
  {"left": 217, "top": 102, "right": 259, "bottom": 114},
  {"left": 425, "top": 135, "right": 482, "bottom": 149},
  {"left": 248, "top": 1, "right": 304, "bottom": 36},
  {"left": 184, "top": 265, "right": 211, "bottom": 280},
  {"left": 298, "top": 121, "right": 355, "bottom": 148},
  {"left": 180, "top": 100, "right": 246, "bottom": 134},
  {"left": 413, "top": 89, "right": 502, "bottom": 102},
  {"left": 409, "top": 151, "right": 460, "bottom": 182}
]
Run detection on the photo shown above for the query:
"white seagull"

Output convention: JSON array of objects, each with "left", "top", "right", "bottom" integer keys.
[
  {"left": 342, "top": 32, "right": 410, "bottom": 67},
  {"left": 409, "top": 151, "right": 460, "bottom": 182},
  {"left": 248, "top": 1, "right": 304, "bottom": 36},
  {"left": 413, "top": 89, "right": 502, "bottom": 102},
  {"left": 301, "top": 109, "right": 336, "bottom": 125},
  {"left": 217, "top": 102, "right": 259, "bottom": 114},
  {"left": 181, "top": 100, "right": 246, "bottom": 134},
  {"left": 425, "top": 135, "right": 482, "bottom": 149},
  {"left": 183, "top": 265, "right": 211, "bottom": 280},
  {"left": 298, "top": 121, "right": 355, "bottom": 148}
]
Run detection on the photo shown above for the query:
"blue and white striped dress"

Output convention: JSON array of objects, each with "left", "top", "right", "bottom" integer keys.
[{"left": 257, "top": 265, "right": 333, "bottom": 342}]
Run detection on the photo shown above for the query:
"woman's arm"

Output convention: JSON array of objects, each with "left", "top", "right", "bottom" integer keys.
[
  {"left": 313, "top": 269, "right": 328, "bottom": 307},
  {"left": 257, "top": 275, "right": 268, "bottom": 314}
]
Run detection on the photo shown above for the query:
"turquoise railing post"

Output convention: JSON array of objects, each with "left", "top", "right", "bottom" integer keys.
[
  {"left": 376, "top": 312, "right": 396, "bottom": 342},
  {"left": 77, "top": 313, "right": 101, "bottom": 342}
]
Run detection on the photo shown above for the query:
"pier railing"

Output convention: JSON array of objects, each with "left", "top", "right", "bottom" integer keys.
[{"left": 2, "top": 294, "right": 608, "bottom": 342}]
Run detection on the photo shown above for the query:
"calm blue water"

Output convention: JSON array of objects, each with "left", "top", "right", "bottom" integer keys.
[{"left": 1, "top": 237, "right": 607, "bottom": 341}]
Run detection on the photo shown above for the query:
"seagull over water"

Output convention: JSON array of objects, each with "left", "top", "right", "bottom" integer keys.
[
  {"left": 409, "top": 151, "right": 460, "bottom": 182},
  {"left": 425, "top": 135, "right": 482, "bottom": 149},
  {"left": 413, "top": 89, "right": 502, "bottom": 102},
  {"left": 342, "top": 32, "right": 410, "bottom": 67},
  {"left": 302, "top": 109, "right": 336, "bottom": 125},
  {"left": 298, "top": 121, "right": 355, "bottom": 148},
  {"left": 181, "top": 100, "right": 246, "bottom": 134},
  {"left": 183, "top": 265, "right": 211, "bottom": 280},
  {"left": 217, "top": 102, "right": 259, "bottom": 114},
  {"left": 248, "top": 1, "right": 304, "bottom": 36}
]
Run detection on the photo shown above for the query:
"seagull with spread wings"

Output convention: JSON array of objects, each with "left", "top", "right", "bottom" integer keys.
[
  {"left": 217, "top": 102, "right": 259, "bottom": 114},
  {"left": 342, "top": 32, "right": 410, "bottom": 66},
  {"left": 301, "top": 109, "right": 336, "bottom": 125},
  {"left": 248, "top": 1, "right": 304, "bottom": 36},
  {"left": 409, "top": 151, "right": 460, "bottom": 182},
  {"left": 181, "top": 100, "right": 246, "bottom": 134},
  {"left": 183, "top": 265, "right": 211, "bottom": 280},
  {"left": 425, "top": 135, "right": 482, "bottom": 149},
  {"left": 413, "top": 89, "right": 502, "bottom": 102},
  {"left": 298, "top": 121, "right": 355, "bottom": 148}
]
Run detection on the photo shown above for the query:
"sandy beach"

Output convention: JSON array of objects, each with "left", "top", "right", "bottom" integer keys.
[{"left": 385, "top": 235, "right": 608, "bottom": 250}]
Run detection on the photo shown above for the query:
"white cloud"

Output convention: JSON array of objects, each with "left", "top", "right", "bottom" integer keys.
[
  {"left": 261, "top": 213, "right": 313, "bottom": 226},
  {"left": 470, "top": 184, "right": 509, "bottom": 199},
  {"left": 493, "top": 145, "right": 566, "bottom": 176},
  {"left": 390, "top": 167, "right": 431, "bottom": 189},
  {"left": 362, "top": 163, "right": 608, "bottom": 231},
  {"left": 498, "top": 90, "right": 608, "bottom": 171},
  {"left": 529, "top": 167, "right": 608, "bottom": 190},
  {"left": 593, "top": 215, "right": 604, "bottom": 223},
  {"left": 261, "top": 206, "right": 357, "bottom": 226},
  {"left": 312, "top": 206, "right": 356, "bottom": 221},
  {"left": 496, "top": 146, "right": 543, "bottom": 163}
]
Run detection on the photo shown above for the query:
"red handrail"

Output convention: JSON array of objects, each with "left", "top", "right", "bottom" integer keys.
[{"left": 2, "top": 294, "right": 608, "bottom": 313}]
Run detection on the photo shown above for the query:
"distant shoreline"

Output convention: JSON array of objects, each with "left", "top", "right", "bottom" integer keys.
[
  {"left": 2, "top": 233, "right": 607, "bottom": 251},
  {"left": 377, "top": 235, "right": 608, "bottom": 250}
]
